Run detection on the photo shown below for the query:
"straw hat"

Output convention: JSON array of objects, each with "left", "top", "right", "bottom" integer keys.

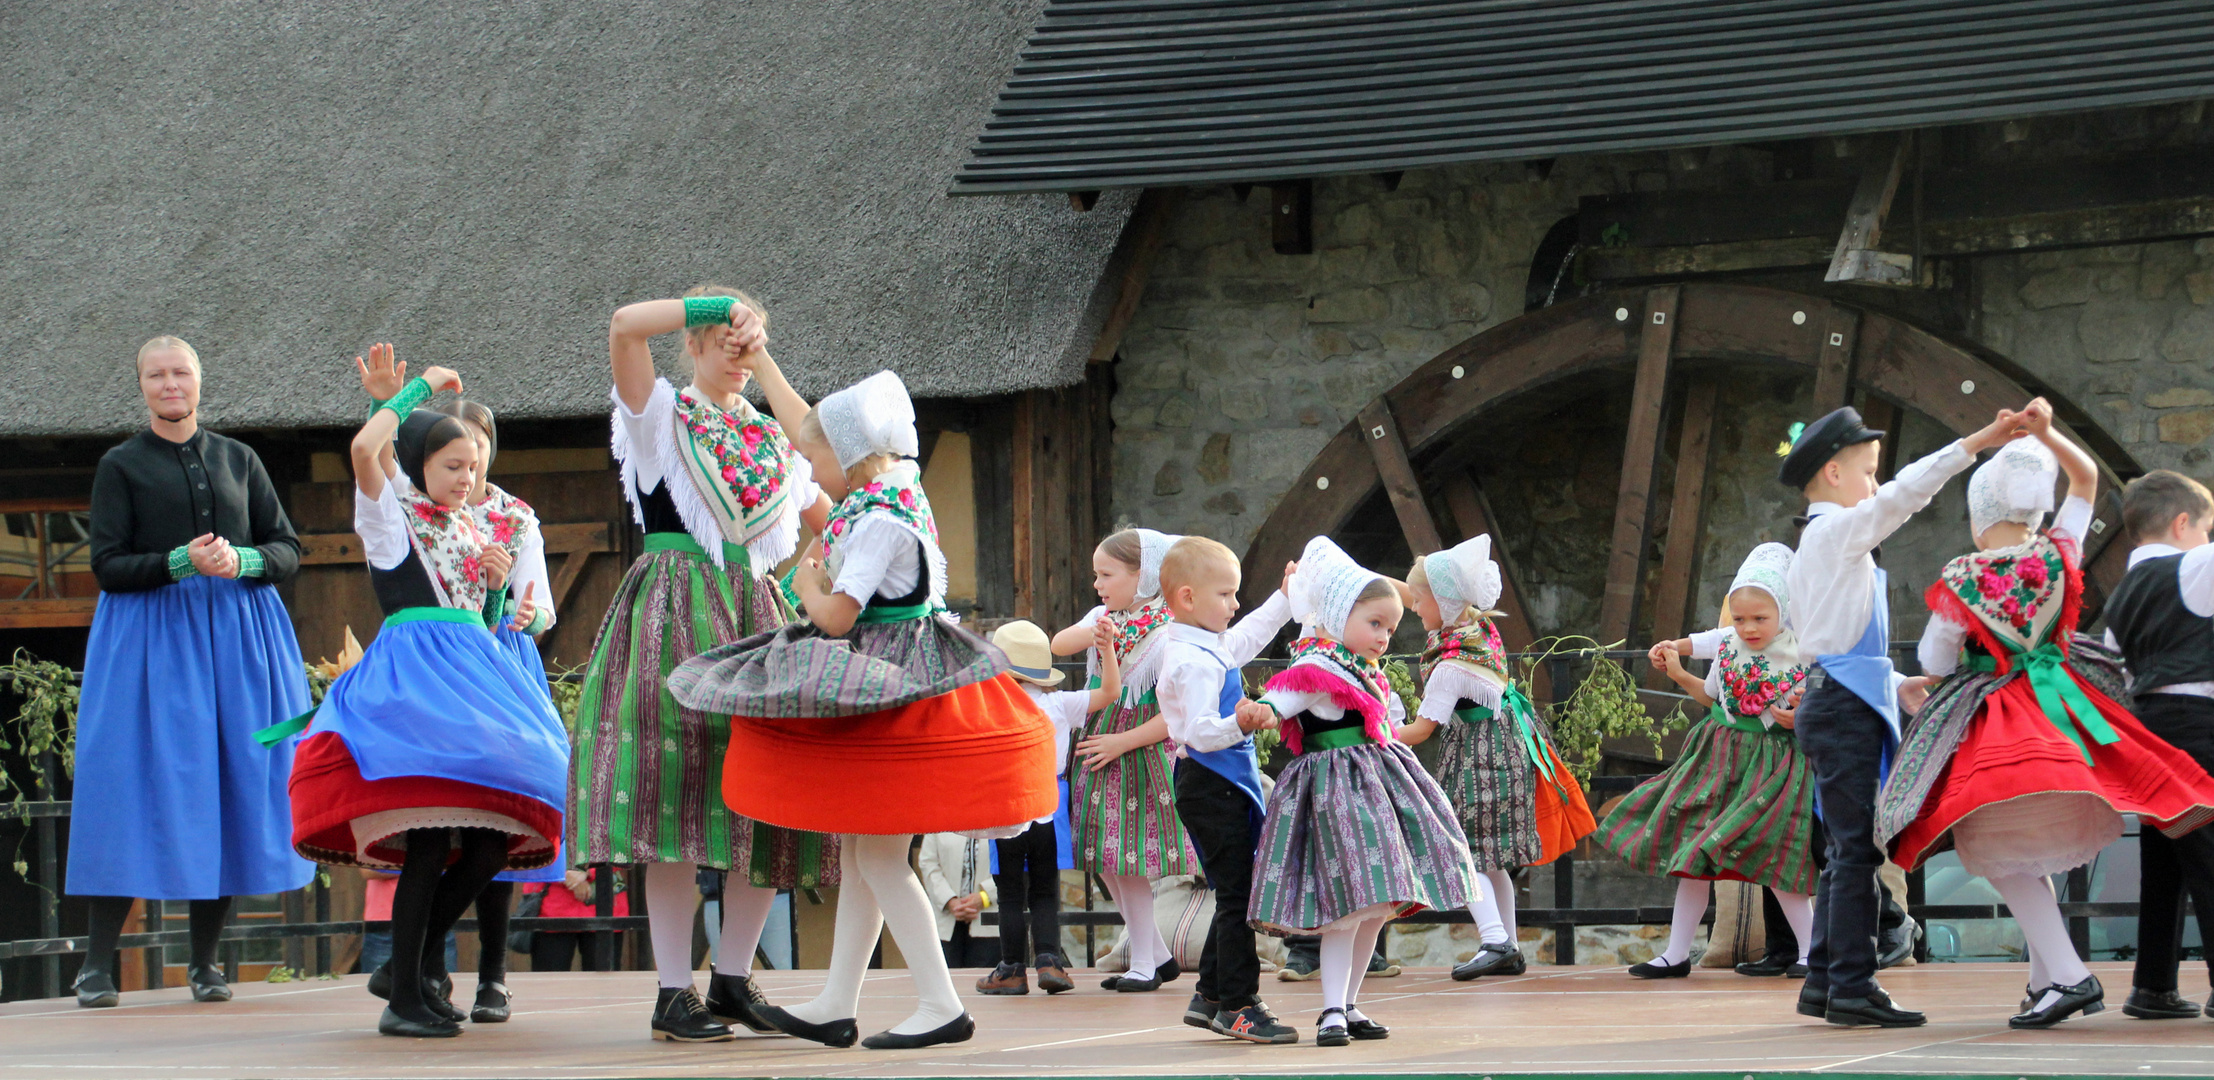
[{"left": 990, "top": 620, "right": 1064, "bottom": 686}]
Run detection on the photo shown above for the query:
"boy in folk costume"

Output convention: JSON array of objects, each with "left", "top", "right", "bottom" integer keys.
[
  {"left": 671, "top": 370, "right": 1055, "bottom": 1051},
  {"left": 1399, "top": 534, "right": 1595, "bottom": 980},
  {"left": 1052, "top": 527, "right": 1197, "bottom": 991},
  {"left": 1602, "top": 543, "right": 1818, "bottom": 978},
  {"left": 1878, "top": 408, "right": 2214, "bottom": 1028},
  {"left": 1154, "top": 537, "right": 1299, "bottom": 1043},
  {"left": 1247, "top": 537, "right": 1476, "bottom": 1046},
  {"left": 975, "top": 618, "right": 1123, "bottom": 996},
  {"left": 1776, "top": 401, "right": 2027, "bottom": 1028},
  {"left": 2096, "top": 470, "right": 2214, "bottom": 1021}
]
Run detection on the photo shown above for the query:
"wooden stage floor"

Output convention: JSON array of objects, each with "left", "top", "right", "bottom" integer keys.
[{"left": 4, "top": 962, "right": 2210, "bottom": 1078}]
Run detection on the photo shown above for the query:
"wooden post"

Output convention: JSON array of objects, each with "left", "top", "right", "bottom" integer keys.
[
  {"left": 1356, "top": 398, "right": 1444, "bottom": 557},
  {"left": 1437, "top": 473, "right": 1536, "bottom": 652},
  {"left": 1859, "top": 394, "right": 1903, "bottom": 480},
  {"left": 1596, "top": 286, "right": 1680, "bottom": 646},
  {"left": 1010, "top": 394, "right": 1036, "bottom": 619},
  {"left": 1646, "top": 379, "right": 1719, "bottom": 650},
  {"left": 1812, "top": 306, "right": 1862, "bottom": 415},
  {"left": 1826, "top": 135, "right": 1913, "bottom": 285}
]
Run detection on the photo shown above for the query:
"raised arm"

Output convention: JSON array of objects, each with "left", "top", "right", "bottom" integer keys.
[
  {"left": 1086, "top": 615, "right": 1122, "bottom": 712},
  {"left": 2022, "top": 398, "right": 2098, "bottom": 505},
  {"left": 608, "top": 298, "right": 764, "bottom": 413},
  {"left": 352, "top": 351, "right": 461, "bottom": 500},
  {"left": 743, "top": 350, "right": 811, "bottom": 435}
]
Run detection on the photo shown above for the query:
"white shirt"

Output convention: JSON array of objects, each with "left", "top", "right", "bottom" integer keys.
[
  {"left": 829, "top": 512, "right": 927, "bottom": 604},
  {"left": 1415, "top": 656, "right": 1505, "bottom": 722},
  {"left": 1920, "top": 496, "right": 2094, "bottom": 677},
  {"left": 1788, "top": 440, "right": 1974, "bottom": 664},
  {"left": 1155, "top": 592, "right": 1292, "bottom": 754},
  {"left": 505, "top": 513, "right": 556, "bottom": 630},
  {"left": 1261, "top": 663, "right": 1406, "bottom": 729},
  {"left": 2101, "top": 540, "right": 2214, "bottom": 696},
  {"left": 1025, "top": 684, "right": 1093, "bottom": 779},
  {"left": 610, "top": 379, "right": 820, "bottom": 571},
  {"left": 354, "top": 481, "right": 416, "bottom": 572}
]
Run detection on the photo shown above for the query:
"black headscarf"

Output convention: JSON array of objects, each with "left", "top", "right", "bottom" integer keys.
[{"left": 395, "top": 409, "right": 471, "bottom": 493}]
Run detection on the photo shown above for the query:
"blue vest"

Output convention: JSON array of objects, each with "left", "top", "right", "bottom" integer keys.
[
  {"left": 1181, "top": 643, "right": 1267, "bottom": 829},
  {"left": 1814, "top": 568, "right": 1898, "bottom": 737}
]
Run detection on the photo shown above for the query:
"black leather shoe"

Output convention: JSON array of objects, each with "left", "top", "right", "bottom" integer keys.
[
  {"left": 186, "top": 962, "right": 232, "bottom": 1003},
  {"left": 1876, "top": 916, "right": 1922, "bottom": 970},
  {"left": 367, "top": 963, "right": 452, "bottom": 1005},
  {"left": 861, "top": 1012, "right": 974, "bottom": 1050},
  {"left": 2011, "top": 975, "right": 2104, "bottom": 1029},
  {"left": 651, "top": 986, "right": 736, "bottom": 1043},
  {"left": 73, "top": 968, "right": 119, "bottom": 1009},
  {"left": 421, "top": 979, "right": 465, "bottom": 1024},
  {"left": 1114, "top": 972, "right": 1162, "bottom": 992},
  {"left": 705, "top": 972, "right": 780, "bottom": 1033},
  {"left": 1629, "top": 956, "right": 1692, "bottom": 979},
  {"left": 1347, "top": 1016, "right": 1390, "bottom": 1040},
  {"left": 470, "top": 982, "right": 510, "bottom": 1023},
  {"left": 1735, "top": 954, "right": 1793, "bottom": 977},
  {"left": 1796, "top": 984, "right": 1828, "bottom": 1018},
  {"left": 1785, "top": 962, "right": 1809, "bottom": 978},
  {"left": 378, "top": 1005, "right": 462, "bottom": 1038},
  {"left": 1451, "top": 941, "right": 1526, "bottom": 981},
  {"left": 2123, "top": 987, "right": 2200, "bottom": 1020},
  {"left": 754, "top": 1004, "right": 857, "bottom": 1048},
  {"left": 1183, "top": 993, "right": 1220, "bottom": 1030},
  {"left": 1316, "top": 1008, "right": 1350, "bottom": 1047},
  {"left": 1826, "top": 989, "right": 1926, "bottom": 1028}
]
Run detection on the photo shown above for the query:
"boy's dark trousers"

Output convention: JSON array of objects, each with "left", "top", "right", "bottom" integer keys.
[
  {"left": 991, "top": 818, "right": 1063, "bottom": 965},
  {"left": 1176, "top": 758, "right": 1262, "bottom": 1011},
  {"left": 1760, "top": 818, "right": 1908, "bottom": 962},
  {"left": 2132, "top": 694, "right": 2214, "bottom": 994},
  {"left": 1794, "top": 672, "right": 1889, "bottom": 1001}
]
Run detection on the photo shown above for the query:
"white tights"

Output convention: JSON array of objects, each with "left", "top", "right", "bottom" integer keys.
[
  {"left": 1656, "top": 879, "right": 1814, "bottom": 966},
  {"left": 1319, "top": 915, "right": 1389, "bottom": 1023},
  {"left": 1990, "top": 872, "right": 2090, "bottom": 1010},
  {"left": 1468, "top": 869, "right": 1515, "bottom": 945},
  {"left": 1101, "top": 873, "right": 1171, "bottom": 976},
  {"left": 780, "top": 834, "right": 964, "bottom": 1035},
  {"left": 644, "top": 861, "right": 781, "bottom": 988}
]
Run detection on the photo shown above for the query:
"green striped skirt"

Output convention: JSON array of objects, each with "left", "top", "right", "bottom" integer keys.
[
  {"left": 1249, "top": 737, "right": 1476, "bottom": 936},
  {"left": 1594, "top": 710, "right": 1817, "bottom": 894},
  {"left": 569, "top": 542, "right": 837, "bottom": 887},
  {"left": 1435, "top": 703, "right": 1544, "bottom": 871},
  {"left": 1069, "top": 688, "right": 1202, "bottom": 877}
]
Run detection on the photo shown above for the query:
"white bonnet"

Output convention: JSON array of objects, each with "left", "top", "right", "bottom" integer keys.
[
  {"left": 816, "top": 370, "right": 919, "bottom": 471},
  {"left": 1134, "top": 528, "right": 1181, "bottom": 600},
  {"left": 1423, "top": 533, "right": 1503, "bottom": 623},
  {"left": 1287, "top": 535, "right": 1389, "bottom": 641},
  {"left": 1726, "top": 542, "right": 1796, "bottom": 626},
  {"left": 1967, "top": 436, "right": 2058, "bottom": 541}
]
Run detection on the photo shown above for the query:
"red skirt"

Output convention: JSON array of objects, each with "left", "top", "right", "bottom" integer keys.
[
  {"left": 1532, "top": 742, "right": 1598, "bottom": 866},
  {"left": 289, "top": 732, "right": 563, "bottom": 870},
  {"left": 1892, "top": 673, "right": 2214, "bottom": 872},
  {"left": 723, "top": 673, "right": 1057, "bottom": 836}
]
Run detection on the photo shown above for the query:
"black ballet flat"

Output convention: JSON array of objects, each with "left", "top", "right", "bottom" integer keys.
[
  {"left": 378, "top": 1005, "right": 462, "bottom": 1038},
  {"left": 1628, "top": 956, "right": 1691, "bottom": 979},
  {"left": 1451, "top": 941, "right": 1525, "bottom": 981},
  {"left": 470, "top": 982, "right": 510, "bottom": 1023},
  {"left": 2011, "top": 975, "right": 2104, "bottom": 1029},
  {"left": 1114, "top": 973, "right": 1163, "bottom": 992},
  {"left": 422, "top": 980, "right": 466, "bottom": 1024},
  {"left": 1153, "top": 958, "right": 1182, "bottom": 984},
  {"left": 367, "top": 963, "right": 452, "bottom": 1005},
  {"left": 1347, "top": 1016, "right": 1390, "bottom": 1040},
  {"left": 186, "top": 962, "right": 232, "bottom": 1003},
  {"left": 1316, "top": 1008, "right": 1350, "bottom": 1047},
  {"left": 73, "top": 968, "right": 119, "bottom": 1009},
  {"left": 754, "top": 1004, "right": 857, "bottom": 1048},
  {"left": 861, "top": 1012, "right": 975, "bottom": 1050}
]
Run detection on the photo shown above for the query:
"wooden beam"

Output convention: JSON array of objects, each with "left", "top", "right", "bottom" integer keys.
[
  {"left": 1646, "top": 379, "right": 1718, "bottom": 648},
  {"left": 1437, "top": 473, "right": 1534, "bottom": 653},
  {"left": 1088, "top": 189, "right": 1176, "bottom": 364},
  {"left": 1356, "top": 397, "right": 1443, "bottom": 557},
  {"left": 1596, "top": 286, "right": 1679, "bottom": 646},
  {"left": 1271, "top": 179, "right": 1313, "bottom": 255},
  {"left": 1859, "top": 395, "right": 1903, "bottom": 481},
  {"left": 1009, "top": 394, "right": 1037, "bottom": 619},
  {"left": 1582, "top": 236, "right": 1835, "bottom": 281},
  {"left": 298, "top": 522, "right": 610, "bottom": 567},
  {"left": 1811, "top": 306, "right": 1862, "bottom": 415},
  {"left": 547, "top": 550, "right": 592, "bottom": 614},
  {"left": 0, "top": 597, "right": 97, "bottom": 629},
  {"left": 1827, "top": 136, "right": 1910, "bottom": 284}
]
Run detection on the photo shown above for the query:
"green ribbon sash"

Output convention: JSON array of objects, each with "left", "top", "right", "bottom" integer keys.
[
  {"left": 1708, "top": 700, "right": 1770, "bottom": 735},
  {"left": 1963, "top": 642, "right": 2117, "bottom": 765},
  {"left": 644, "top": 531, "right": 749, "bottom": 568},
  {"left": 1303, "top": 726, "right": 1370, "bottom": 752},
  {"left": 854, "top": 601, "right": 942, "bottom": 625},
  {"left": 1455, "top": 684, "right": 1555, "bottom": 782}
]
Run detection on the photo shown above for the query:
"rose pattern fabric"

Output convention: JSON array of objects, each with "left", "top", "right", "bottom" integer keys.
[
  {"left": 1420, "top": 617, "right": 1509, "bottom": 685},
  {"left": 674, "top": 387, "right": 792, "bottom": 515},
  {"left": 399, "top": 486, "right": 489, "bottom": 613},
  {"left": 470, "top": 484, "right": 538, "bottom": 559},
  {"left": 1939, "top": 535, "right": 2070, "bottom": 657},
  {"left": 1716, "top": 635, "right": 1808, "bottom": 719}
]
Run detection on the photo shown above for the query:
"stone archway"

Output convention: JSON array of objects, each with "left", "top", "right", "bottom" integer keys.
[{"left": 1242, "top": 282, "right": 2144, "bottom": 650}]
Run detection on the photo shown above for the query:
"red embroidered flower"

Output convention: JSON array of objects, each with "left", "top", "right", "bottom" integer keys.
[
  {"left": 1999, "top": 595, "right": 2024, "bottom": 622},
  {"left": 739, "top": 486, "right": 761, "bottom": 508},
  {"left": 2019, "top": 556, "right": 2049, "bottom": 588},
  {"left": 829, "top": 519, "right": 847, "bottom": 537},
  {"left": 1976, "top": 570, "right": 2009, "bottom": 598},
  {"left": 461, "top": 554, "right": 483, "bottom": 583},
  {"left": 741, "top": 426, "right": 763, "bottom": 447},
  {"left": 865, "top": 482, "right": 886, "bottom": 495},
  {"left": 898, "top": 488, "right": 916, "bottom": 507},
  {"left": 411, "top": 501, "right": 438, "bottom": 522},
  {"left": 491, "top": 519, "right": 516, "bottom": 545},
  {"left": 721, "top": 464, "right": 739, "bottom": 484}
]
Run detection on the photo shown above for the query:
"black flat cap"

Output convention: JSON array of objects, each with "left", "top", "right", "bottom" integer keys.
[{"left": 1777, "top": 406, "right": 1885, "bottom": 489}]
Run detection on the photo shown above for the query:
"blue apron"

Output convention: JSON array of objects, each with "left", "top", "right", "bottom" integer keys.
[
  {"left": 1812, "top": 569, "right": 1900, "bottom": 801},
  {"left": 1183, "top": 645, "right": 1268, "bottom": 832}
]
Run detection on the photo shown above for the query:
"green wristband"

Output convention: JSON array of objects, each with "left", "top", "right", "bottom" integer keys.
[
  {"left": 236, "top": 546, "right": 266, "bottom": 579},
  {"left": 375, "top": 377, "right": 434, "bottom": 422},
  {"left": 683, "top": 296, "right": 737, "bottom": 328},
  {"left": 167, "top": 545, "right": 199, "bottom": 582}
]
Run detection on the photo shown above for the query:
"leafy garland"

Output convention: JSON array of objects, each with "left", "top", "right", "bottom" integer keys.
[{"left": 1517, "top": 635, "right": 1691, "bottom": 782}]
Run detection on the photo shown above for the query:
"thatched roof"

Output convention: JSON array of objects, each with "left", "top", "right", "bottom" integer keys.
[{"left": 0, "top": 2, "right": 1132, "bottom": 437}]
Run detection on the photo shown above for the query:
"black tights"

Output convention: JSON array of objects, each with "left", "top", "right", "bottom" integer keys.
[
  {"left": 83, "top": 896, "right": 233, "bottom": 981},
  {"left": 473, "top": 881, "right": 513, "bottom": 985},
  {"left": 389, "top": 829, "right": 508, "bottom": 1022}
]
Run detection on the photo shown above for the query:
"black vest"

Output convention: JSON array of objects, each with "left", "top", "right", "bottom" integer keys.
[
  {"left": 370, "top": 547, "right": 446, "bottom": 617},
  {"left": 2104, "top": 552, "right": 2214, "bottom": 697}
]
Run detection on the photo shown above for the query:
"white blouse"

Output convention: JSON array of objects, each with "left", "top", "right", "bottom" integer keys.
[
  {"left": 353, "top": 481, "right": 416, "bottom": 572},
  {"left": 1261, "top": 663, "right": 1406, "bottom": 728},
  {"left": 610, "top": 379, "right": 820, "bottom": 571},
  {"left": 1416, "top": 650, "right": 1506, "bottom": 723},
  {"left": 829, "top": 511, "right": 930, "bottom": 604},
  {"left": 1919, "top": 496, "right": 2094, "bottom": 677}
]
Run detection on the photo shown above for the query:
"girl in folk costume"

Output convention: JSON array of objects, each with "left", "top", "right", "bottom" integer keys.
[
  {"left": 1246, "top": 537, "right": 1477, "bottom": 1047},
  {"left": 1879, "top": 405, "right": 2214, "bottom": 1028},
  {"left": 670, "top": 370, "right": 1055, "bottom": 1051},
  {"left": 286, "top": 354, "right": 570, "bottom": 1038},
  {"left": 579, "top": 289, "right": 838, "bottom": 1042},
  {"left": 1599, "top": 543, "right": 1820, "bottom": 978},
  {"left": 1400, "top": 534, "right": 1596, "bottom": 980},
  {"left": 1049, "top": 527, "right": 1197, "bottom": 991},
  {"left": 68, "top": 336, "right": 315, "bottom": 1009}
]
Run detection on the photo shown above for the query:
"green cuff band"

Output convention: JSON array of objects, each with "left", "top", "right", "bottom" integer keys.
[
  {"left": 375, "top": 377, "right": 434, "bottom": 422},
  {"left": 236, "top": 547, "right": 266, "bottom": 579},
  {"left": 522, "top": 606, "right": 551, "bottom": 636},
  {"left": 167, "top": 545, "right": 198, "bottom": 581},
  {"left": 683, "top": 296, "right": 737, "bottom": 328}
]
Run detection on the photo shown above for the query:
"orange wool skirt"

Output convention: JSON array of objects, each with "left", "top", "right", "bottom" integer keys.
[
  {"left": 722, "top": 673, "right": 1057, "bottom": 836},
  {"left": 1532, "top": 743, "right": 1598, "bottom": 866}
]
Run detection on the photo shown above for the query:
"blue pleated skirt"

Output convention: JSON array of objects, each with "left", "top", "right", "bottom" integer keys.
[
  {"left": 66, "top": 576, "right": 315, "bottom": 899},
  {"left": 490, "top": 623, "right": 564, "bottom": 883},
  {"left": 305, "top": 613, "right": 570, "bottom": 855}
]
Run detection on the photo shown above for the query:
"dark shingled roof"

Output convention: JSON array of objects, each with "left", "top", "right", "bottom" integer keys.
[
  {"left": 0, "top": 2, "right": 1133, "bottom": 437},
  {"left": 951, "top": 0, "right": 2214, "bottom": 194}
]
